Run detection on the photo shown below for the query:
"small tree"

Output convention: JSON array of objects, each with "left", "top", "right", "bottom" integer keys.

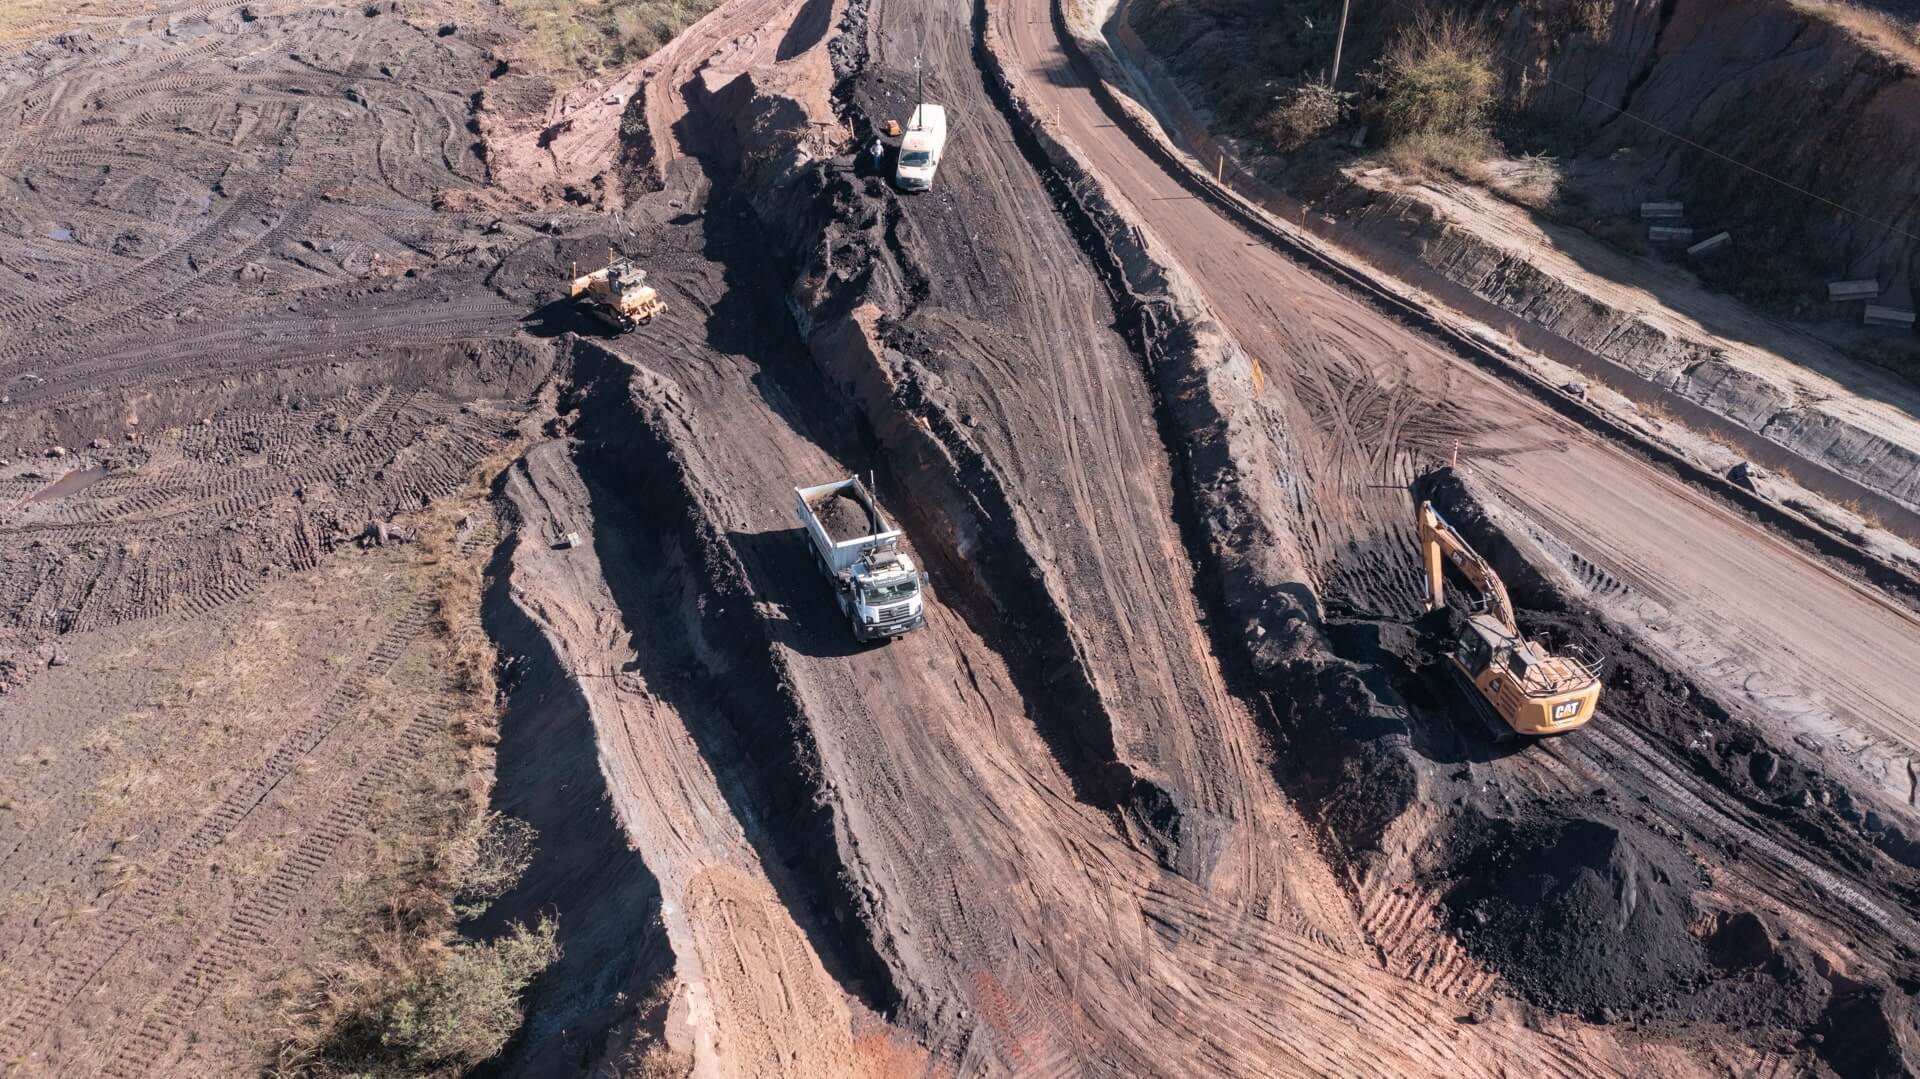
[{"left": 308, "top": 916, "right": 561, "bottom": 1077}]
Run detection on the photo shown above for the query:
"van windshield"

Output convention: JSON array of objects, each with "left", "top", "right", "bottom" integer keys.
[
  {"left": 863, "top": 580, "right": 918, "bottom": 605},
  {"left": 899, "top": 150, "right": 932, "bottom": 168}
]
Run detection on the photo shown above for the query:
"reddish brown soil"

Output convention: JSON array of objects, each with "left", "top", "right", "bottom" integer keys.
[{"left": 9, "top": 0, "right": 1920, "bottom": 1074}]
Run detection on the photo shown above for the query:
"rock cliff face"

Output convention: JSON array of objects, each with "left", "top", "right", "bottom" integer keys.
[
  {"left": 1474, "top": 0, "right": 1920, "bottom": 306},
  {"left": 1138, "top": 0, "right": 1920, "bottom": 312}
]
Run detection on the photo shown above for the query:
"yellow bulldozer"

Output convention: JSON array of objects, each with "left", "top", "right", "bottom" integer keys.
[
  {"left": 1417, "top": 500, "right": 1601, "bottom": 736},
  {"left": 568, "top": 257, "right": 667, "bottom": 333}
]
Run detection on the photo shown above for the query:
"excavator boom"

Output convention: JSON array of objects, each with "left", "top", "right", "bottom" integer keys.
[
  {"left": 1414, "top": 499, "right": 1599, "bottom": 736},
  {"left": 1418, "top": 501, "right": 1517, "bottom": 633}
]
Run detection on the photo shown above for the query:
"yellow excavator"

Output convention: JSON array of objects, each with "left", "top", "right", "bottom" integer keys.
[
  {"left": 1418, "top": 501, "right": 1601, "bottom": 736},
  {"left": 567, "top": 256, "right": 667, "bottom": 333}
]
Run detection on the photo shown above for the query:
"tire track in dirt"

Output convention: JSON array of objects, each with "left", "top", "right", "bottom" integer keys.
[
  {"left": 75, "top": 527, "right": 499, "bottom": 1078},
  {"left": 0, "top": 586, "right": 443, "bottom": 1060},
  {"left": 831, "top": 0, "right": 1367, "bottom": 950},
  {"left": 554, "top": 266, "right": 1671, "bottom": 1074},
  {"left": 1554, "top": 721, "right": 1920, "bottom": 950},
  {"left": 987, "top": 0, "right": 1920, "bottom": 1054}
]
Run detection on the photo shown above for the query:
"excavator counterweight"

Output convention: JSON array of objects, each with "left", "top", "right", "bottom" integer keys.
[{"left": 1417, "top": 501, "right": 1601, "bottom": 736}]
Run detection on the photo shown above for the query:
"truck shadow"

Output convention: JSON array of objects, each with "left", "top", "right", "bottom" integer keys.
[{"left": 727, "top": 525, "right": 880, "bottom": 660}]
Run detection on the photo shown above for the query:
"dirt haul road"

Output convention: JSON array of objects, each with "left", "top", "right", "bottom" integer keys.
[
  {"left": 534, "top": 186, "right": 1679, "bottom": 1079},
  {"left": 990, "top": 1, "right": 1920, "bottom": 832},
  {"left": 482, "top": 0, "right": 1920, "bottom": 1071},
  {"left": 10, "top": 0, "right": 1920, "bottom": 1071}
]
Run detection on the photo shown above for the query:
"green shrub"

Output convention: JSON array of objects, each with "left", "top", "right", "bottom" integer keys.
[
  {"left": 297, "top": 917, "right": 560, "bottom": 1078},
  {"left": 1377, "top": 14, "right": 1496, "bottom": 143}
]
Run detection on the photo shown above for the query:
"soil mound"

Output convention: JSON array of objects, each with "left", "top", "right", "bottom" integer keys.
[
  {"left": 813, "top": 489, "right": 878, "bottom": 543},
  {"left": 1441, "top": 812, "right": 1705, "bottom": 1017},
  {"left": 1819, "top": 980, "right": 1920, "bottom": 1078}
]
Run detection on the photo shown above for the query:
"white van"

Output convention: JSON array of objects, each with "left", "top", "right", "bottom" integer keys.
[{"left": 894, "top": 104, "right": 946, "bottom": 192}]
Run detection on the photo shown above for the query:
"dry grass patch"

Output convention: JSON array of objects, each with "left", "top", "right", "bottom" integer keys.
[
  {"left": 504, "top": 0, "right": 727, "bottom": 86},
  {"left": 265, "top": 452, "right": 555, "bottom": 1078},
  {"left": 0, "top": 0, "right": 119, "bottom": 44},
  {"left": 1789, "top": 1, "right": 1920, "bottom": 73}
]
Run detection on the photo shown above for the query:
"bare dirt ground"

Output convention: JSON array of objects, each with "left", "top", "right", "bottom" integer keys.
[
  {"left": 9, "top": 0, "right": 1920, "bottom": 1074},
  {"left": 0, "top": 0, "right": 552, "bottom": 1072}
]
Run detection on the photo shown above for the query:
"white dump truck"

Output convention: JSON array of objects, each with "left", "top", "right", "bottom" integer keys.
[
  {"left": 894, "top": 103, "right": 946, "bottom": 192},
  {"left": 795, "top": 477, "right": 927, "bottom": 642}
]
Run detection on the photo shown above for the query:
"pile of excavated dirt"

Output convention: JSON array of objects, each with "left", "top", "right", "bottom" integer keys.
[
  {"left": 1439, "top": 811, "right": 1706, "bottom": 1018},
  {"left": 1279, "top": 466, "right": 1920, "bottom": 1060},
  {"left": 813, "top": 488, "right": 876, "bottom": 544}
]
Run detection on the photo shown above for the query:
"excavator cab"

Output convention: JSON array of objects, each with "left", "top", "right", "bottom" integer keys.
[{"left": 1418, "top": 501, "right": 1601, "bottom": 736}]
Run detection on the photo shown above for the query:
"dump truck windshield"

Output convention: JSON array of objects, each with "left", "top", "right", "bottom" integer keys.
[
  {"left": 864, "top": 580, "right": 918, "bottom": 605},
  {"left": 899, "top": 149, "right": 932, "bottom": 167}
]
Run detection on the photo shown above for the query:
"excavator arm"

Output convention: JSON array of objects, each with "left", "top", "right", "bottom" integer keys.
[{"left": 1417, "top": 501, "right": 1517, "bottom": 634}]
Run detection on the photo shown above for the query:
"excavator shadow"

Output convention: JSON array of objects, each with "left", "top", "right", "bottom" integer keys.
[
  {"left": 520, "top": 296, "right": 624, "bottom": 339},
  {"left": 1401, "top": 611, "right": 1538, "bottom": 765},
  {"left": 1325, "top": 613, "right": 1531, "bottom": 766}
]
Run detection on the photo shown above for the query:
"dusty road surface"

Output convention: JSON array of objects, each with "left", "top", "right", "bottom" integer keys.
[
  {"left": 7, "top": 0, "right": 1920, "bottom": 1073},
  {"left": 991, "top": 0, "right": 1920, "bottom": 841},
  {"left": 0, "top": 0, "right": 555, "bottom": 1073}
]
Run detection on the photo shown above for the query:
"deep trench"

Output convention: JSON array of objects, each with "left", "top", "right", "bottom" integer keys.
[
  {"left": 795, "top": 0, "right": 1203, "bottom": 852},
  {"left": 476, "top": 0, "right": 1920, "bottom": 1062},
  {"left": 475, "top": 519, "right": 676, "bottom": 1073},
  {"left": 557, "top": 339, "right": 904, "bottom": 1017}
]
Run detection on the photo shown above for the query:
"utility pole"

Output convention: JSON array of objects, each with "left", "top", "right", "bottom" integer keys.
[{"left": 1330, "top": 0, "right": 1352, "bottom": 88}]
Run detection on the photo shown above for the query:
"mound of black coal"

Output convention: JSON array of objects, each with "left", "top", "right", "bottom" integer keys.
[{"left": 1441, "top": 811, "right": 1705, "bottom": 1018}]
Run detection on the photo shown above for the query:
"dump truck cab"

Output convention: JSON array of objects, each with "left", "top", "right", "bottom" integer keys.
[
  {"left": 846, "top": 549, "right": 926, "bottom": 641},
  {"left": 895, "top": 104, "right": 946, "bottom": 192}
]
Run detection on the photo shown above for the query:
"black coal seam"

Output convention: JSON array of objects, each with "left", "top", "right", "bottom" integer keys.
[
  {"left": 873, "top": 329, "right": 1163, "bottom": 834},
  {"left": 967, "top": 0, "right": 1327, "bottom": 739}
]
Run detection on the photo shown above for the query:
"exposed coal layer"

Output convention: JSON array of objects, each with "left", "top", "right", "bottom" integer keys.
[{"left": 1441, "top": 811, "right": 1706, "bottom": 1017}]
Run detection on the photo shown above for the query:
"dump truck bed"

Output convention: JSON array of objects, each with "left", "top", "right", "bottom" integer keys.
[{"left": 795, "top": 478, "right": 902, "bottom": 576}]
